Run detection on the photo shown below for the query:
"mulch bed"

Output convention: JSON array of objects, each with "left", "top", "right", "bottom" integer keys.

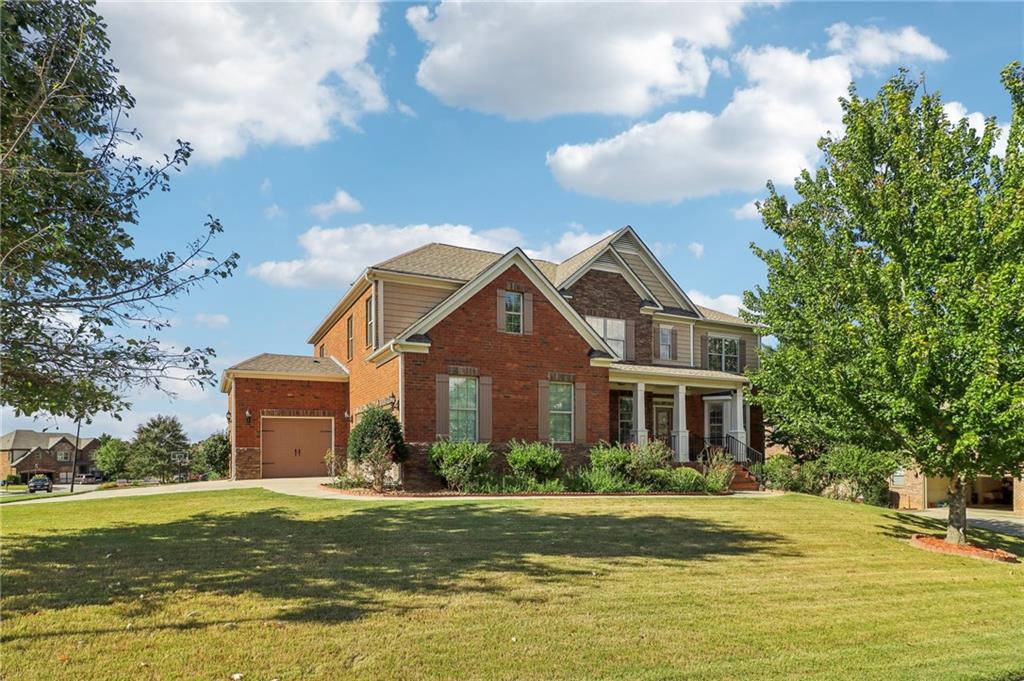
[
  {"left": 910, "top": 534, "right": 1019, "bottom": 563},
  {"left": 320, "top": 484, "right": 732, "bottom": 498}
]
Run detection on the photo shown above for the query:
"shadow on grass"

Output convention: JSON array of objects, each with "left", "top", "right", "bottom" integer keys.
[
  {"left": 1, "top": 501, "right": 795, "bottom": 637},
  {"left": 883, "top": 511, "right": 1024, "bottom": 557}
]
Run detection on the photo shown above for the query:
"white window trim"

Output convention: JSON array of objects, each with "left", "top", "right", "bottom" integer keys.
[
  {"left": 56, "top": 452, "right": 70, "bottom": 462},
  {"left": 586, "top": 316, "right": 626, "bottom": 359},
  {"left": 549, "top": 381, "right": 574, "bottom": 443},
  {"left": 703, "top": 395, "right": 731, "bottom": 444},
  {"left": 449, "top": 376, "right": 479, "bottom": 443},
  {"left": 365, "top": 296, "right": 375, "bottom": 349},
  {"left": 708, "top": 332, "right": 741, "bottom": 373},
  {"left": 658, "top": 324, "right": 674, "bottom": 360},
  {"left": 618, "top": 394, "right": 634, "bottom": 442},
  {"left": 504, "top": 291, "right": 523, "bottom": 334}
]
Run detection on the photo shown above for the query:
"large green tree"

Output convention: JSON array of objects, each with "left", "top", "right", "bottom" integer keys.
[
  {"left": 0, "top": 1, "right": 237, "bottom": 421},
  {"left": 93, "top": 436, "right": 132, "bottom": 480},
  {"left": 191, "top": 431, "right": 230, "bottom": 478},
  {"left": 746, "top": 64, "right": 1024, "bottom": 544},
  {"left": 129, "top": 415, "right": 190, "bottom": 483}
]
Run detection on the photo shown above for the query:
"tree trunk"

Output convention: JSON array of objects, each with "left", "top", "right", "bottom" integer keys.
[{"left": 945, "top": 476, "right": 968, "bottom": 545}]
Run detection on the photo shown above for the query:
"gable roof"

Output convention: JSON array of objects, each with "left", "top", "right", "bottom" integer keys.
[
  {"left": 394, "top": 248, "right": 614, "bottom": 357},
  {"left": 220, "top": 353, "right": 349, "bottom": 392},
  {"left": 0, "top": 429, "right": 96, "bottom": 451},
  {"left": 374, "top": 243, "right": 560, "bottom": 282}
]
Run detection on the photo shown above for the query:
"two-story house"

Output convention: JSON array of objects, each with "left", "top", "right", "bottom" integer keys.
[
  {"left": 221, "top": 226, "right": 764, "bottom": 485},
  {"left": 0, "top": 430, "right": 100, "bottom": 483}
]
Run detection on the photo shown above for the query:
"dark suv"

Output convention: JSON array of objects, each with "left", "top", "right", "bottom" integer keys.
[{"left": 28, "top": 476, "right": 53, "bottom": 493}]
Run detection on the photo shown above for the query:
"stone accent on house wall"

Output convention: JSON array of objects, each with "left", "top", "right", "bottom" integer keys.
[
  {"left": 1014, "top": 478, "right": 1024, "bottom": 516},
  {"left": 403, "top": 264, "right": 610, "bottom": 444},
  {"left": 229, "top": 377, "right": 348, "bottom": 479},
  {"left": 233, "top": 447, "right": 262, "bottom": 480},
  {"left": 564, "top": 269, "right": 651, "bottom": 364}
]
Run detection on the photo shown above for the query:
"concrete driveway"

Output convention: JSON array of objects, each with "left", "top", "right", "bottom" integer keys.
[
  {"left": 1, "top": 477, "right": 337, "bottom": 506},
  {"left": 910, "top": 507, "right": 1024, "bottom": 538}
]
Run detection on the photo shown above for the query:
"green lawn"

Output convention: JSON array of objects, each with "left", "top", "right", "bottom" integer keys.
[{"left": 2, "top": 492, "right": 1022, "bottom": 680}]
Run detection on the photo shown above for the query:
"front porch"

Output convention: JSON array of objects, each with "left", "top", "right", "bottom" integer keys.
[{"left": 607, "top": 363, "right": 765, "bottom": 473}]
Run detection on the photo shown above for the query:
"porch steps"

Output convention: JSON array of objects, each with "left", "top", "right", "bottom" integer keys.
[{"left": 730, "top": 464, "right": 760, "bottom": 492}]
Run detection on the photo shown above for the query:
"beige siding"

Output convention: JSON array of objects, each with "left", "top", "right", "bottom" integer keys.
[
  {"left": 382, "top": 280, "right": 459, "bottom": 340},
  {"left": 693, "top": 322, "right": 760, "bottom": 370},
  {"left": 651, "top": 321, "right": 695, "bottom": 366}
]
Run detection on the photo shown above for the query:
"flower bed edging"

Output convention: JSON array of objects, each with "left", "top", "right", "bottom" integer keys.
[
  {"left": 319, "top": 484, "right": 733, "bottom": 498},
  {"left": 910, "top": 534, "right": 1019, "bottom": 563}
]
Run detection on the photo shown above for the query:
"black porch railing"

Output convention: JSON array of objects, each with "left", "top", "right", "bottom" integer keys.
[{"left": 688, "top": 433, "right": 766, "bottom": 482}]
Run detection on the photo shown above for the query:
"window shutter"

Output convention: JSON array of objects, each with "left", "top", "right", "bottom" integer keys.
[
  {"left": 435, "top": 374, "right": 449, "bottom": 438},
  {"left": 479, "top": 376, "right": 493, "bottom": 441},
  {"left": 739, "top": 339, "right": 747, "bottom": 373},
  {"left": 537, "top": 380, "right": 550, "bottom": 440},
  {"left": 700, "top": 333, "right": 709, "bottom": 369},
  {"left": 670, "top": 329, "right": 678, "bottom": 360},
  {"left": 523, "top": 293, "right": 534, "bottom": 334},
  {"left": 496, "top": 289, "right": 506, "bottom": 332},
  {"left": 624, "top": 319, "right": 635, "bottom": 360},
  {"left": 573, "top": 382, "right": 587, "bottom": 443}
]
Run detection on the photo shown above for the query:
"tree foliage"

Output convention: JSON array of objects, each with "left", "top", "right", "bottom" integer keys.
[
  {"left": 745, "top": 64, "right": 1024, "bottom": 543},
  {"left": 0, "top": 0, "right": 238, "bottom": 420},
  {"left": 129, "top": 415, "right": 190, "bottom": 482},
  {"left": 93, "top": 436, "right": 131, "bottom": 479},
  {"left": 347, "top": 407, "right": 407, "bottom": 491},
  {"left": 191, "top": 430, "right": 230, "bottom": 478}
]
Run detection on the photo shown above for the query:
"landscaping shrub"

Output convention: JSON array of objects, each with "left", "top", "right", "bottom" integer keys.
[
  {"left": 430, "top": 440, "right": 493, "bottom": 491},
  {"left": 588, "top": 442, "right": 631, "bottom": 477},
  {"left": 505, "top": 440, "right": 562, "bottom": 481},
  {"left": 466, "top": 474, "right": 565, "bottom": 494},
  {"left": 566, "top": 466, "right": 642, "bottom": 493},
  {"left": 625, "top": 440, "right": 673, "bottom": 484},
  {"left": 5, "top": 474, "right": 20, "bottom": 485},
  {"left": 703, "top": 451, "right": 736, "bottom": 493},
  {"left": 820, "top": 444, "right": 901, "bottom": 506},
  {"left": 763, "top": 454, "right": 800, "bottom": 491},
  {"left": 794, "top": 458, "right": 829, "bottom": 495},
  {"left": 347, "top": 407, "right": 408, "bottom": 492},
  {"left": 646, "top": 466, "right": 706, "bottom": 493}
]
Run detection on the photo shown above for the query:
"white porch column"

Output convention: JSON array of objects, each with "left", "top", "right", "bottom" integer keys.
[
  {"left": 673, "top": 384, "right": 689, "bottom": 462},
  {"left": 729, "top": 388, "right": 747, "bottom": 461},
  {"left": 634, "top": 382, "right": 648, "bottom": 445}
]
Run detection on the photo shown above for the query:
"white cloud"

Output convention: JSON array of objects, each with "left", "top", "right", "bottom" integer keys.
[
  {"left": 825, "top": 23, "right": 947, "bottom": 68},
  {"left": 195, "top": 313, "right": 230, "bottom": 329},
  {"left": 547, "top": 24, "right": 947, "bottom": 203},
  {"left": 100, "top": 2, "right": 386, "bottom": 163},
  {"left": 310, "top": 189, "right": 363, "bottom": 219},
  {"left": 249, "top": 223, "right": 613, "bottom": 288},
  {"left": 731, "top": 200, "right": 761, "bottom": 220},
  {"left": 652, "top": 241, "right": 676, "bottom": 258},
  {"left": 264, "top": 203, "right": 285, "bottom": 220},
  {"left": 688, "top": 290, "right": 745, "bottom": 316},
  {"left": 407, "top": 2, "right": 749, "bottom": 120},
  {"left": 710, "top": 56, "right": 731, "bottom": 78},
  {"left": 944, "top": 101, "right": 1010, "bottom": 158},
  {"left": 687, "top": 242, "right": 705, "bottom": 259},
  {"left": 260, "top": 178, "right": 272, "bottom": 194},
  {"left": 396, "top": 101, "right": 418, "bottom": 117}
]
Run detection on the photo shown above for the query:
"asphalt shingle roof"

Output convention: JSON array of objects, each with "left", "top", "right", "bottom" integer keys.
[
  {"left": 0, "top": 430, "right": 96, "bottom": 451},
  {"left": 227, "top": 353, "right": 349, "bottom": 377}
]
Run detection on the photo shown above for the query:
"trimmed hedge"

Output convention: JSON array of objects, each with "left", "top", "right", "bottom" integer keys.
[
  {"left": 505, "top": 440, "right": 563, "bottom": 481},
  {"left": 430, "top": 441, "right": 493, "bottom": 492}
]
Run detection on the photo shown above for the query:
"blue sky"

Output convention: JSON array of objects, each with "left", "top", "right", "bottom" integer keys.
[{"left": 6, "top": 1, "right": 1021, "bottom": 440}]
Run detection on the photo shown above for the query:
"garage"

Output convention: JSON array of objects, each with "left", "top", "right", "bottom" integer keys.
[{"left": 261, "top": 417, "right": 333, "bottom": 478}]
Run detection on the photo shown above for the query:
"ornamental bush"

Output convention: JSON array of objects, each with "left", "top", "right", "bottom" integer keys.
[
  {"left": 566, "top": 466, "right": 642, "bottom": 493},
  {"left": 647, "top": 466, "right": 707, "bottom": 493},
  {"left": 820, "top": 444, "right": 902, "bottom": 506},
  {"left": 625, "top": 440, "right": 673, "bottom": 484},
  {"left": 588, "top": 442, "right": 631, "bottom": 477},
  {"left": 430, "top": 440, "right": 493, "bottom": 492},
  {"left": 505, "top": 440, "right": 563, "bottom": 481},
  {"left": 703, "top": 451, "right": 736, "bottom": 493},
  {"left": 763, "top": 454, "right": 800, "bottom": 491},
  {"left": 347, "top": 407, "right": 408, "bottom": 491}
]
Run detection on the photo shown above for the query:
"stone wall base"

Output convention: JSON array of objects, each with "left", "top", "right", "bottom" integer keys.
[{"left": 233, "top": 447, "right": 261, "bottom": 480}]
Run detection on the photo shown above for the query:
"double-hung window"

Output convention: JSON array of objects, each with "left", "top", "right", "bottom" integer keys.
[
  {"left": 659, "top": 327, "right": 673, "bottom": 360},
  {"left": 56, "top": 451, "right": 70, "bottom": 462},
  {"left": 618, "top": 395, "right": 634, "bottom": 443},
  {"left": 891, "top": 468, "right": 907, "bottom": 487},
  {"left": 504, "top": 291, "right": 523, "bottom": 333},
  {"left": 365, "top": 298, "right": 374, "bottom": 348},
  {"left": 346, "top": 316, "right": 354, "bottom": 361},
  {"left": 549, "top": 382, "right": 574, "bottom": 443},
  {"left": 449, "top": 377, "right": 478, "bottom": 442},
  {"left": 585, "top": 316, "right": 626, "bottom": 358},
  {"left": 708, "top": 336, "right": 739, "bottom": 373}
]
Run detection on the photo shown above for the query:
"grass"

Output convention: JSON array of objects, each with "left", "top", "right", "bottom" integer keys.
[
  {"left": 2, "top": 491, "right": 1022, "bottom": 681},
  {"left": 0, "top": 490, "right": 90, "bottom": 504}
]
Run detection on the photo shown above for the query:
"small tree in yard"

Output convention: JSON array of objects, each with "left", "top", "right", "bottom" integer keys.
[
  {"left": 191, "top": 431, "right": 230, "bottom": 478},
  {"left": 347, "top": 407, "right": 408, "bottom": 492},
  {"left": 130, "top": 415, "right": 190, "bottom": 483},
  {"left": 94, "top": 437, "right": 132, "bottom": 480},
  {"left": 745, "top": 64, "right": 1024, "bottom": 544}
]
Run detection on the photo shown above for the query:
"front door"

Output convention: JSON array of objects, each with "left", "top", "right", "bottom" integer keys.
[{"left": 653, "top": 405, "right": 673, "bottom": 446}]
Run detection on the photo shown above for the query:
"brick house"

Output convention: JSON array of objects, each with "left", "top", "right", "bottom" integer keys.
[
  {"left": 221, "top": 227, "right": 767, "bottom": 487},
  {"left": 0, "top": 430, "right": 100, "bottom": 483}
]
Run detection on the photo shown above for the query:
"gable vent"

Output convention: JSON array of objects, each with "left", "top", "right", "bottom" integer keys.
[{"left": 592, "top": 251, "right": 620, "bottom": 268}]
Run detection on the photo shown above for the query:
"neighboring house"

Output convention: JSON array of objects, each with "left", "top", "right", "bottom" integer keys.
[
  {"left": 221, "top": 226, "right": 766, "bottom": 487},
  {"left": 0, "top": 430, "right": 100, "bottom": 483},
  {"left": 890, "top": 468, "right": 1024, "bottom": 516}
]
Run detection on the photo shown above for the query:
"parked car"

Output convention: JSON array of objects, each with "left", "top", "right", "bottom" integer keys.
[
  {"left": 28, "top": 476, "right": 53, "bottom": 493},
  {"left": 77, "top": 473, "right": 102, "bottom": 484}
]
